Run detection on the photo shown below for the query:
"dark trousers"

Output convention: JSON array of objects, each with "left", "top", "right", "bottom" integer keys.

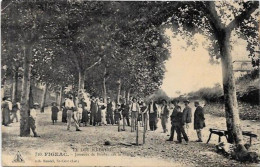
[
  {"left": 106, "top": 112, "right": 114, "bottom": 125},
  {"left": 149, "top": 113, "right": 157, "bottom": 131},
  {"left": 169, "top": 124, "right": 176, "bottom": 140},
  {"left": 90, "top": 111, "right": 97, "bottom": 126},
  {"left": 124, "top": 116, "right": 130, "bottom": 126},
  {"left": 29, "top": 117, "right": 38, "bottom": 136},
  {"left": 11, "top": 111, "right": 18, "bottom": 122},
  {"left": 176, "top": 125, "right": 189, "bottom": 142}
]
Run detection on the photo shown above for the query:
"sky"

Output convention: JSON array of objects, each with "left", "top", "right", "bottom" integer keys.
[{"left": 161, "top": 29, "right": 250, "bottom": 98}]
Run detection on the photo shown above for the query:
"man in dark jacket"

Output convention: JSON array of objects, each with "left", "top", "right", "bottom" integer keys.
[
  {"left": 175, "top": 106, "right": 189, "bottom": 144},
  {"left": 182, "top": 100, "right": 192, "bottom": 135},
  {"left": 90, "top": 96, "right": 97, "bottom": 126},
  {"left": 167, "top": 99, "right": 179, "bottom": 141},
  {"left": 106, "top": 97, "right": 114, "bottom": 125},
  {"left": 160, "top": 99, "right": 169, "bottom": 133},
  {"left": 194, "top": 101, "right": 205, "bottom": 142}
]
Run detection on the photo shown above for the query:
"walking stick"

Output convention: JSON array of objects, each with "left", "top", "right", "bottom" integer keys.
[
  {"left": 143, "top": 114, "right": 146, "bottom": 144},
  {"left": 118, "top": 117, "right": 121, "bottom": 132},
  {"left": 123, "top": 116, "right": 126, "bottom": 131},
  {"left": 136, "top": 118, "right": 139, "bottom": 145}
]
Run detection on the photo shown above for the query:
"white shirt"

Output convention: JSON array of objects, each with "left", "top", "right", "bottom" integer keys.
[
  {"left": 30, "top": 108, "right": 37, "bottom": 119},
  {"left": 65, "top": 99, "right": 75, "bottom": 109},
  {"left": 132, "top": 102, "right": 137, "bottom": 111},
  {"left": 161, "top": 105, "right": 165, "bottom": 115},
  {"left": 150, "top": 103, "right": 154, "bottom": 113}
]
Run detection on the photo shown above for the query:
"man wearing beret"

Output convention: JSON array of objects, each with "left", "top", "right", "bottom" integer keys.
[{"left": 194, "top": 101, "right": 205, "bottom": 142}]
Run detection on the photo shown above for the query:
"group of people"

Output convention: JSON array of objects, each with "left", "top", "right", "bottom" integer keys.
[
  {"left": 2, "top": 94, "right": 206, "bottom": 143},
  {"left": 57, "top": 94, "right": 206, "bottom": 144},
  {"left": 1, "top": 97, "right": 19, "bottom": 126}
]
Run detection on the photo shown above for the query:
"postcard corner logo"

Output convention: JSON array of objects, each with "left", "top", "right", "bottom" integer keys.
[{"left": 12, "top": 151, "right": 25, "bottom": 163}]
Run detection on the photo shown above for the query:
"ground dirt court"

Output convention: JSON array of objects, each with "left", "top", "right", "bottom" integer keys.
[{"left": 2, "top": 106, "right": 260, "bottom": 167}]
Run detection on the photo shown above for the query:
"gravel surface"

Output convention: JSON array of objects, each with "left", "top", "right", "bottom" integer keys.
[{"left": 2, "top": 106, "right": 260, "bottom": 166}]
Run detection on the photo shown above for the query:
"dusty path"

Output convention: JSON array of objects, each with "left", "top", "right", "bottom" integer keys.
[{"left": 2, "top": 106, "right": 260, "bottom": 167}]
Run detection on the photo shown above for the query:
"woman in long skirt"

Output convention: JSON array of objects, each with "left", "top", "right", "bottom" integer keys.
[
  {"left": 80, "top": 99, "right": 88, "bottom": 126},
  {"left": 2, "top": 97, "right": 12, "bottom": 126},
  {"left": 51, "top": 102, "right": 59, "bottom": 124},
  {"left": 61, "top": 102, "right": 67, "bottom": 123},
  {"left": 97, "top": 97, "right": 106, "bottom": 125}
]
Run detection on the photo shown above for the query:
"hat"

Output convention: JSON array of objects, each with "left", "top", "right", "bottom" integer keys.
[
  {"left": 33, "top": 103, "right": 39, "bottom": 106},
  {"left": 6, "top": 97, "right": 11, "bottom": 101},
  {"left": 194, "top": 101, "right": 200, "bottom": 105},
  {"left": 171, "top": 99, "right": 179, "bottom": 104},
  {"left": 161, "top": 99, "right": 167, "bottom": 103},
  {"left": 184, "top": 100, "right": 190, "bottom": 103}
]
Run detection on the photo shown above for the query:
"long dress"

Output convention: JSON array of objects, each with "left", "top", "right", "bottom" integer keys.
[
  {"left": 51, "top": 106, "right": 59, "bottom": 121},
  {"left": 2, "top": 101, "right": 11, "bottom": 126},
  {"left": 62, "top": 103, "right": 67, "bottom": 123},
  {"left": 97, "top": 102, "right": 106, "bottom": 125},
  {"left": 81, "top": 101, "right": 88, "bottom": 124}
]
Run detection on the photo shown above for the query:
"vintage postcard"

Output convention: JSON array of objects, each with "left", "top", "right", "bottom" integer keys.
[{"left": 1, "top": 1, "right": 259, "bottom": 166}]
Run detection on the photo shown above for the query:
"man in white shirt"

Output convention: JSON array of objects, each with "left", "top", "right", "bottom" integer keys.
[
  {"left": 130, "top": 97, "right": 140, "bottom": 132},
  {"left": 29, "top": 103, "right": 40, "bottom": 137},
  {"left": 65, "top": 95, "right": 81, "bottom": 131}
]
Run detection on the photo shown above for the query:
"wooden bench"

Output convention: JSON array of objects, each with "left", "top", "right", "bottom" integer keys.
[{"left": 207, "top": 128, "right": 257, "bottom": 145}]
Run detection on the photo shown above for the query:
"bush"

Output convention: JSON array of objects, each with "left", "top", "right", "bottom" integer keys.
[{"left": 204, "top": 102, "right": 260, "bottom": 121}]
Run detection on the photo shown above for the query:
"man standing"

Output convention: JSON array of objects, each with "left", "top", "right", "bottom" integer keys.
[
  {"left": 175, "top": 106, "right": 189, "bottom": 144},
  {"left": 130, "top": 97, "right": 140, "bottom": 132},
  {"left": 106, "top": 97, "right": 114, "bottom": 125},
  {"left": 160, "top": 99, "right": 169, "bottom": 133},
  {"left": 90, "top": 96, "right": 97, "bottom": 126},
  {"left": 194, "top": 101, "right": 205, "bottom": 142},
  {"left": 121, "top": 98, "right": 130, "bottom": 130},
  {"left": 167, "top": 99, "right": 179, "bottom": 141},
  {"left": 65, "top": 95, "right": 81, "bottom": 131},
  {"left": 147, "top": 99, "right": 158, "bottom": 131},
  {"left": 29, "top": 103, "right": 40, "bottom": 137},
  {"left": 182, "top": 100, "right": 192, "bottom": 135}
]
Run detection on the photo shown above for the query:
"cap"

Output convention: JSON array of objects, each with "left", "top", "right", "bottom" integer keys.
[{"left": 184, "top": 100, "right": 190, "bottom": 103}]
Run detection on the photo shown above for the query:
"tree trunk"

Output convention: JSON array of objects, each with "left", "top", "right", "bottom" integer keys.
[
  {"left": 220, "top": 29, "right": 245, "bottom": 148},
  {"left": 12, "top": 68, "right": 19, "bottom": 103},
  {"left": 126, "top": 89, "right": 131, "bottom": 103},
  {"left": 117, "top": 78, "right": 121, "bottom": 104},
  {"left": 78, "top": 70, "right": 85, "bottom": 101},
  {"left": 59, "top": 86, "right": 63, "bottom": 109},
  {"left": 122, "top": 89, "right": 126, "bottom": 99},
  {"left": 20, "top": 44, "right": 32, "bottom": 137},
  {"left": 40, "top": 83, "right": 48, "bottom": 113},
  {"left": 103, "top": 67, "right": 107, "bottom": 104}
]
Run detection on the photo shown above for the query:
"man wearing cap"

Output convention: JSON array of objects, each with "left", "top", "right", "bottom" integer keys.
[
  {"left": 106, "top": 97, "right": 114, "bottom": 125},
  {"left": 65, "top": 95, "right": 81, "bottom": 131},
  {"left": 147, "top": 99, "right": 158, "bottom": 131},
  {"left": 194, "top": 101, "right": 205, "bottom": 142},
  {"left": 167, "top": 99, "right": 180, "bottom": 141},
  {"left": 182, "top": 100, "right": 192, "bottom": 135},
  {"left": 29, "top": 103, "right": 40, "bottom": 137},
  {"left": 160, "top": 99, "right": 169, "bottom": 133},
  {"left": 130, "top": 97, "right": 140, "bottom": 132}
]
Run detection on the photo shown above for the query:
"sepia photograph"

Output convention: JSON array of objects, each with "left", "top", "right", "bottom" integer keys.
[{"left": 1, "top": 1, "right": 259, "bottom": 166}]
